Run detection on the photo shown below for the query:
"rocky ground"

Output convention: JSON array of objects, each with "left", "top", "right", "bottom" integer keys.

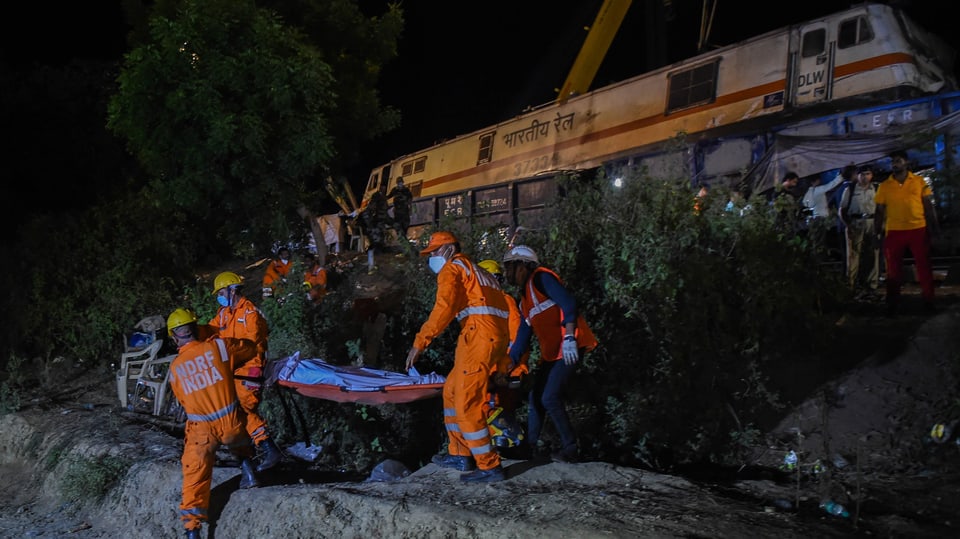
[{"left": 1, "top": 257, "right": 959, "bottom": 538}]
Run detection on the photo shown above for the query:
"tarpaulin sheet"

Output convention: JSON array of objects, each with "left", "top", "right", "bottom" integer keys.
[
  {"left": 746, "top": 109, "right": 960, "bottom": 195},
  {"left": 274, "top": 352, "right": 445, "bottom": 405}
]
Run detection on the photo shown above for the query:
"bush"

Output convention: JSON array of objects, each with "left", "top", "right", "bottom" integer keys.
[
  {"left": 2, "top": 193, "right": 194, "bottom": 373},
  {"left": 517, "top": 166, "right": 845, "bottom": 468},
  {"left": 59, "top": 455, "right": 130, "bottom": 503}
]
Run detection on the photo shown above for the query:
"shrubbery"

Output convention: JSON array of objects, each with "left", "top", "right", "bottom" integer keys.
[
  {"left": 539, "top": 167, "right": 846, "bottom": 468},
  {"left": 4, "top": 163, "right": 946, "bottom": 473}
]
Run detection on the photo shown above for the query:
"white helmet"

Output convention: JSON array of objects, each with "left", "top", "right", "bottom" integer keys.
[{"left": 503, "top": 245, "right": 539, "bottom": 264}]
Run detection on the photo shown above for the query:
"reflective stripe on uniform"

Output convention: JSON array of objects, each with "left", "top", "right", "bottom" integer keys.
[
  {"left": 186, "top": 399, "right": 239, "bottom": 423},
  {"left": 469, "top": 443, "right": 493, "bottom": 456},
  {"left": 180, "top": 507, "right": 206, "bottom": 518},
  {"left": 456, "top": 305, "right": 510, "bottom": 321},
  {"left": 526, "top": 279, "right": 557, "bottom": 319},
  {"left": 214, "top": 338, "right": 229, "bottom": 362},
  {"left": 451, "top": 258, "right": 472, "bottom": 277},
  {"left": 443, "top": 407, "right": 461, "bottom": 432},
  {"left": 463, "top": 427, "right": 490, "bottom": 441}
]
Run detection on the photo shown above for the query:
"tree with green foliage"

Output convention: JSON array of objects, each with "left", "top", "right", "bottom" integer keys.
[{"left": 108, "top": 0, "right": 402, "bottom": 254}]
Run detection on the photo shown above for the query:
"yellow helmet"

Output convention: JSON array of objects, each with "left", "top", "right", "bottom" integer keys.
[
  {"left": 212, "top": 271, "right": 243, "bottom": 294},
  {"left": 931, "top": 422, "right": 953, "bottom": 443},
  {"left": 478, "top": 259, "right": 503, "bottom": 276},
  {"left": 166, "top": 308, "right": 198, "bottom": 336}
]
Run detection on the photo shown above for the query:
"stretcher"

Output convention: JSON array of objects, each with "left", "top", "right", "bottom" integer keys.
[
  {"left": 270, "top": 353, "right": 525, "bottom": 453},
  {"left": 272, "top": 352, "right": 445, "bottom": 405}
]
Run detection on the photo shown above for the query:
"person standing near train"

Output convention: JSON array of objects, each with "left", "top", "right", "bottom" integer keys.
[
  {"left": 838, "top": 164, "right": 880, "bottom": 298},
  {"left": 386, "top": 177, "right": 413, "bottom": 247},
  {"left": 874, "top": 150, "right": 940, "bottom": 315}
]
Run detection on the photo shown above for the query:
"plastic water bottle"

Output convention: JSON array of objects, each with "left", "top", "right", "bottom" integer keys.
[
  {"left": 782, "top": 450, "right": 798, "bottom": 470},
  {"left": 820, "top": 500, "right": 849, "bottom": 518}
]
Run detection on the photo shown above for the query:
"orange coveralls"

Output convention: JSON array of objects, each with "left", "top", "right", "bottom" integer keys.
[
  {"left": 169, "top": 337, "right": 258, "bottom": 532},
  {"left": 205, "top": 296, "right": 271, "bottom": 444},
  {"left": 262, "top": 258, "right": 292, "bottom": 293},
  {"left": 414, "top": 254, "right": 510, "bottom": 472},
  {"left": 303, "top": 265, "right": 328, "bottom": 304}
]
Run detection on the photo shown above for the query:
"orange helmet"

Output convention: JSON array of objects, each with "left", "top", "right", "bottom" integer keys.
[{"left": 419, "top": 231, "right": 458, "bottom": 256}]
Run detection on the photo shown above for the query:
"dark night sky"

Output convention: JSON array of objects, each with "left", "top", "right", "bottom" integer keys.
[{"left": 3, "top": 1, "right": 958, "bottom": 194}]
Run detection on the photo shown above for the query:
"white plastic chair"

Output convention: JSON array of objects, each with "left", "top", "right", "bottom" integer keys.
[
  {"left": 131, "top": 353, "right": 178, "bottom": 417},
  {"left": 116, "top": 339, "right": 163, "bottom": 409},
  {"left": 116, "top": 315, "right": 166, "bottom": 409},
  {"left": 347, "top": 222, "right": 365, "bottom": 252}
]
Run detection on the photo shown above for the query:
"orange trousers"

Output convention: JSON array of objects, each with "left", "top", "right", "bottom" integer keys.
[
  {"left": 442, "top": 318, "right": 508, "bottom": 471},
  {"left": 179, "top": 415, "right": 253, "bottom": 531},
  {"left": 235, "top": 367, "right": 269, "bottom": 445}
]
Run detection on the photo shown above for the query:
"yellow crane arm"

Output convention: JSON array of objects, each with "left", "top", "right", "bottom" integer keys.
[{"left": 556, "top": 0, "right": 633, "bottom": 105}]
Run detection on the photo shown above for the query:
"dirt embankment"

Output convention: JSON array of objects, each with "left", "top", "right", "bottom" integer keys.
[{"left": 0, "top": 397, "right": 848, "bottom": 539}]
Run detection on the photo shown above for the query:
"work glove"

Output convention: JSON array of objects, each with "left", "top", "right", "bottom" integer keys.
[{"left": 561, "top": 336, "right": 579, "bottom": 366}]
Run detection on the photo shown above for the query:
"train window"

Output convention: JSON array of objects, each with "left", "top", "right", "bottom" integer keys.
[
  {"left": 409, "top": 180, "right": 423, "bottom": 198},
  {"left": 801, "top": 28, "right": 825, "bottom": 58},
  {"left": 666, "top": 60, "right": 719, "bottom": 114},
  {"left": 413, "top": 157, "right": 426, "bottom": 173},
  {"left": 367, "top": 172, "right": 379, "bottom": 191},
  {"left": 838, "top": 17, "right": 873, "bottom": 49},
  {"left": 401, "top": 161, "right": 414, "bottom": 176},
  {"left": 477, "top": 132, "right": 495, "bottom": 165}
]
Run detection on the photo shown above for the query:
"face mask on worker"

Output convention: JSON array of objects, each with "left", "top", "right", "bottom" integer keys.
[
  {"left": 217, "top": 295, "right": 230, "bottom": 307},
  {"left": 428, "top": 256, "right": 447, "bottom": 274}
]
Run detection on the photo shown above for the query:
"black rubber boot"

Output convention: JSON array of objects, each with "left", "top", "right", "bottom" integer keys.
[
  {"left": 185, "top": 528, "right": 202, "bottom": 539},
  {"left": 238, "top": 458, "right": 260, "bottom": 489},
  {"left": 256, "top": 438, "right": 283, "bottom": 472}
]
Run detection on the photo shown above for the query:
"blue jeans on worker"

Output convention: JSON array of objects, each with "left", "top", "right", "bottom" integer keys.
[{"left": 527, "top": 359, "right": 576, "bottom": 455}]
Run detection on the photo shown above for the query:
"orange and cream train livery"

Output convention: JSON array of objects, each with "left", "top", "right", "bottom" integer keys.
[{"left": 363, "top": 3, "right": 958, "bottom": 233}]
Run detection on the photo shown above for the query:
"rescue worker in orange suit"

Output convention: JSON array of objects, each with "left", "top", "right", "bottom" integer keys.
[
  {"left": 477, "top": 259, "right": 529, "bottom": 447},
  {"left": 405, "top": 232, "right": 511, "bottom": 482},
  {"left": 166, "top": 308, "right": 261, "bottom": 539},
  {"left": 205, "top": 271, "right": 283, "bottom": 472},
  {"left": 261, "top": 246, "right": 292, "bottom": 298},
  {"left": 302, "top": 253, "right": 328, "bottom": 305},
  {"left": 503, "top": 245, "right": 598, "bottom": 463}
]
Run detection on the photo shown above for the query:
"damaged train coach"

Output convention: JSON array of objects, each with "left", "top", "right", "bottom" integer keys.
[{"left": 363, "top": 2, "right": 959, "bottom": 234}]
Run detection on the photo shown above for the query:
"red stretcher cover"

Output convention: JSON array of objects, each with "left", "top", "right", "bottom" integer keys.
[{"left": 275, "top": 352, "right": 445, "bottom": 405}]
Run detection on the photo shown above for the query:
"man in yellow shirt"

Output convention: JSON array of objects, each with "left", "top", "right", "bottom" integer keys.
[{"left": 874, "top": 150, "right": 940, "bottom": 315}]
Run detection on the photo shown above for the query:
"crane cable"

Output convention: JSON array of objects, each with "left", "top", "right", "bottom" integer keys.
[{"left": 698, "top": 0, "right": 719, "bottom": 53}]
